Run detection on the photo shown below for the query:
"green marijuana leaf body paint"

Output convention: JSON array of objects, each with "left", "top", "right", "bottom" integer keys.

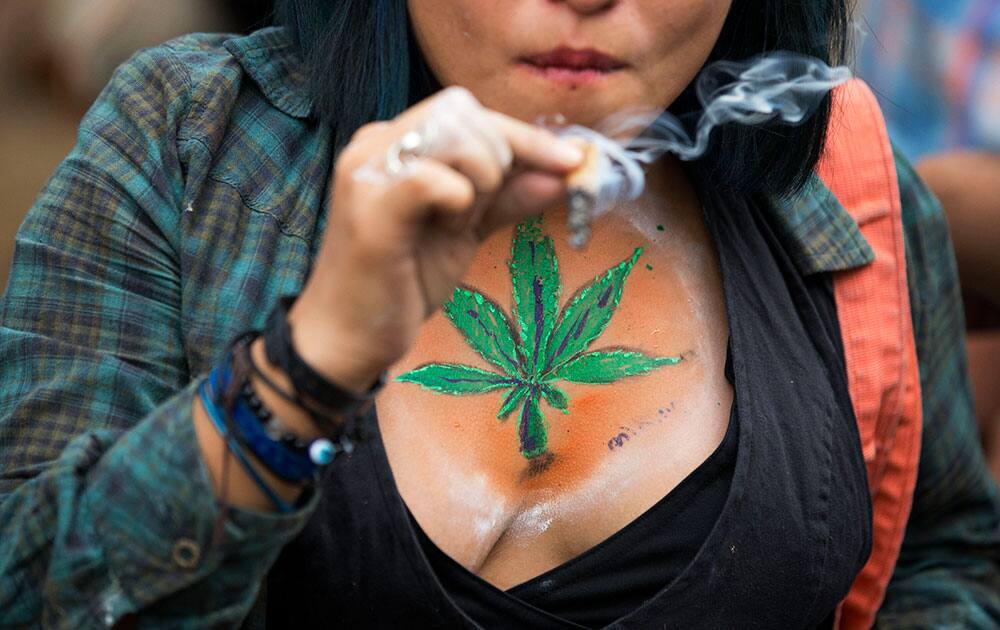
[
  {"left": 553, "top": 351, "right": 682, "bottom": 384},
  {"left": 510, "top": 218, "right": 560, "bottom": 375},
  {"left": 443, "top": 289, "right": 522, "bottom": 376},
  {"left": 397, "top": 216, "right": 683, "bottom": 461}
]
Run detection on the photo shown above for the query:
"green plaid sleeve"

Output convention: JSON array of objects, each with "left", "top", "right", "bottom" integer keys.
[
  {"left": 877, "top": 149, "right": 1000, "bottom": 627},
  {"left": 0, "top": 46, "right": 313, "bottom": 626}
]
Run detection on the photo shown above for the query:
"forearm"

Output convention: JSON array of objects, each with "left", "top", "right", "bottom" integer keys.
[
  {"left": 193, "top": 333, "right": 381, "bottom": 512},
  {"left": 0, "top": 380, "right": 317, "bottom": 626}
]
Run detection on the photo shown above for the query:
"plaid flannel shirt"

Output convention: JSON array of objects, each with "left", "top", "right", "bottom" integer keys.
[{"left": 1, "top": 27, "right": 997, "bottom": 629}]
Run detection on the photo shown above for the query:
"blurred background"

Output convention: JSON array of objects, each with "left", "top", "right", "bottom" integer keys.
[
  {"left": 0, "top": 0, "right": 272, "bottom": 294},
  {"left": 0, "top": 0, "right": 997, "bottom": 481}
]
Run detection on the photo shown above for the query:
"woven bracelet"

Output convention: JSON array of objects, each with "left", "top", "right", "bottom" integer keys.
[{"left": 263, "top": 295, "right": 383, "bottom": 437}]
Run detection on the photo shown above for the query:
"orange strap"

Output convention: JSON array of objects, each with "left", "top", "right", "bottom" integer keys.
[{"left": 816, "top": 79, "right": 924, "bottom": 629}]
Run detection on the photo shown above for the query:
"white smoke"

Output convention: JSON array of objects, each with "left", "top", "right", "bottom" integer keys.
[{"left": 557, "top": 52, "right": 853, "bottom": 212}]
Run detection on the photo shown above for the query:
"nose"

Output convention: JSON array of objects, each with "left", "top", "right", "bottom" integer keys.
[{"left": 557, "top": 0, "right": 618, "bottom": 15}]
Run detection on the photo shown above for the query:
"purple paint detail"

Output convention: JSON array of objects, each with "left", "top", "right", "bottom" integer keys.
[
  {"left": 597, "top": 284, "right": 614, "bottom": 308},
  {"left": 467, "top": 309, "right": 478, "bottom": 318},
  {"left": 501, "top": 388, "right": 519, "bottom": 406},
  {"left": 607, "top": 432, "right": 630, "bottom": 451},
  {"left": 546, "top": 329, "right": 572, "bottom": 372},
  {"left": 519, "top": 396, "right": 535, "bottom": 453},
  {"left": 532, "top": 277, "right": 544, "bottom": 363},
  {"left": 474, "top": 318, "right": 519, "bottom": 370},
  {"left": 571, "top": 309, "right": 590, "bottom": 339},
  {"left": 442, "top": 376, "right": 515, "bottom": 385}
]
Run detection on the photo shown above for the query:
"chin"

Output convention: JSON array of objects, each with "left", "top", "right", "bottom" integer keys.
[
  {"left": 483, "top": 90, "right": 640, "bottom": 131},
  {"left": 474, "top": 72, "right": 662, "bottom": 131}
]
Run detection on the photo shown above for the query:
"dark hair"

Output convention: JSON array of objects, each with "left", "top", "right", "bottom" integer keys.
[{"left": 275, "top": 0, "right": 850, "bottom": 197}]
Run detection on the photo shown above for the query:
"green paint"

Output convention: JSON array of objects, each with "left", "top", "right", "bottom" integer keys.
[
  {"left": 645, "top": 263, "right": 654, "bottom": 271},
  {"left": 497, "top": 386, "right": 529, "bottom": 420},
  {"left": 540, "top": 384, "right": 569, "bottom": 414},
  {"left": 443, "top": 289, "right": 521, "bottom": 376},
  {"left": 397, "top": 216, "right": 683, "bottom": 461},
  {"left": 518, "top": 394, "right": 548, "bottom": 459},
  {"left": 509, "top": 217, "right": 560, "bottom": 374},
  {"left": 553, "top": 350, "right": 682, "bottom": 384},
  {"left": 656, "top": 224, "right": 665, "bottom": 232},
  {"left": 396, "top": 363, "right": 516, "bottom": 395}
]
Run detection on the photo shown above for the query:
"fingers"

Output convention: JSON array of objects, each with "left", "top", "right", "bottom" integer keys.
[
  {"left": 385, "top": 158, "right": 477, "bottom": 227},
  {"left": 476, "top": 171, "right": 567, "bottom": 238},
  {"left": 484, "top": 110, "right": 584, "bottom": 173},
  {"left": 411, "top": 87, "right": 583, "bottom": 178},
  {"left": 432, "top": 113, "right": 505, "bottom": 195},
  {"left": 342, "top": 86, "right": 585, "bottom": 243}
]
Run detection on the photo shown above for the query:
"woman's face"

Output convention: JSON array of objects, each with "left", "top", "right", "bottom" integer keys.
[{"left": 408, "top": 0, "right": 732, "bottom": 128}]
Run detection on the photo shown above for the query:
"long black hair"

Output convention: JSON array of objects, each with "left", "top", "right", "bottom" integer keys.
[{"left": 274, "top": 0, "right": 850, "bottom": 197}]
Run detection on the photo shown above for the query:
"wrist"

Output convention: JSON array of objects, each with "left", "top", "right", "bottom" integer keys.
[
  {"left": 249, "top": 338, "right": 324, "bottom": 441},
  {"left": 286, "top": 298, "right": 390, "bottom": 395}
]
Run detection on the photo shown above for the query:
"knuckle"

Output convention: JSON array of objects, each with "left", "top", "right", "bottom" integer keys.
[
  {"left": 351, "top": 121, "right": 388, "bottom": 145},
  {"left": 456, "top": 179, "right": 477, "bottom": 207},
  {"left": 362, "top": 120, "right": 390, "bottom": 135},
  {"left": 481, "top": 163, "right": 504, "bottom": 192},
  {"left": 442, "top": 85, "right": 480, "bottom": 109},
  {"left": 402, "top": 167, "right": 434, "bottom": 197}
]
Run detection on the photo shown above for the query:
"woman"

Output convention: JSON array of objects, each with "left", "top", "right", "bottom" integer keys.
[{"left": 0, "top": 0, "right": 997, "bottom": 627}]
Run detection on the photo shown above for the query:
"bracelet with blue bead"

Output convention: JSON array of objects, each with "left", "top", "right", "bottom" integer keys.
[
  {"left": 232, "top": 332, "right": 357, "bottom": 458},
  {"left": 238, "top": 377, "right": 353, "bottom": 467},
  {"left": 198, "top": 376, "right": 294, "bottom": 513},
  {"left": 212, "top": 360, "right": 337, "bottom": 484}
]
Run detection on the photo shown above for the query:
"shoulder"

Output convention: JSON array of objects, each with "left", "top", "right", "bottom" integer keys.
[
  {"left": 90, "top": 32, "right": 238, "bottom": 125},
  {"left": 90, "top": 28, "right": 308, "bottom": 146}
]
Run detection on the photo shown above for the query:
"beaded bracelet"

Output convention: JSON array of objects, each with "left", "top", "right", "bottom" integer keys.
[
  {"left": 263, "top": 295, "right": 383, "bottom": 438},
  {"left": 222, "top": 369, "right": 318, "bottom": 482},
  {"left": 198, "top": 376, "right": 294, "bottom": 514},
  {"left": 231, "top": 332, "right": 357, "bottom": 461},
  {"left": 239, "top": 378, "right": 346, "bottom": 465},
  {"left": 213, "top": 353, "right": 333, "bottom": 484}
]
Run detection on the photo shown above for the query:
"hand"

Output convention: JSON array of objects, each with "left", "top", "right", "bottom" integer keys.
[{"left": 288, "top": 87, "right": 585, "bottom": 390}]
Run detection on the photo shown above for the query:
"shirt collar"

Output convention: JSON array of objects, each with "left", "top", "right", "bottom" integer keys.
[
  {"left": 224, "top": 27, "right": 313, "bottom": 119},
  {"left": 767, "top": 174, "right": 875, "bottom": 275},
  {"left": 225, "top": 29, "right": 874, "bottom": 275}
]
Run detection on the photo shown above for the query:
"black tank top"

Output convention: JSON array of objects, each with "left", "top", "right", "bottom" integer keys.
[
  {"left": 263, "top": 188, "right": 872, "bottom": 629},
  {"left": 414, "top": 394, "right": 737, "bottom": 629}
]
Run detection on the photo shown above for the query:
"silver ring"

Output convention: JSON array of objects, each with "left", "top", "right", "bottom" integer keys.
[{"left": 385, "top": 130, "right": 426, "bottom": 176}]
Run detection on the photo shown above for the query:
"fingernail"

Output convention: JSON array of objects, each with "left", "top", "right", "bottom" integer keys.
[{"left": 553, "top": 140, "right": 585, "bottom": 166}]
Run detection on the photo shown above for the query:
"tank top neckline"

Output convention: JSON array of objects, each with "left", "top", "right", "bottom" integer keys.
[{"left": 364, "top": 342, "right": 742, "bottom": 627}]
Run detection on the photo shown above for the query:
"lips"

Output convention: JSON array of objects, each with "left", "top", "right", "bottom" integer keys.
[{"left": 522, "top": 47, "right": 627, "bottom": 72}]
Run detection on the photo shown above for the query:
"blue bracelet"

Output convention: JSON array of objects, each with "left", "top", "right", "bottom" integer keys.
[
  {"left": 198, "top": 377, "right": 294, "bottom": 514},
  {"left": 210, "top": 363, "right": 323, "bottom": 484}
]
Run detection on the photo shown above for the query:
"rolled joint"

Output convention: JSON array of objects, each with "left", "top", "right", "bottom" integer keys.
[{"left": 566, "top": 140, "right": 601, "bottom": 249}]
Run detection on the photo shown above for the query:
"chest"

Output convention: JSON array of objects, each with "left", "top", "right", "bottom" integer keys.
[
  {"left": 375, "top": 203, "right": 733, "bottom": 588},
  {"left": 267, "top": 191, "right": 872, "bottom": 628}
]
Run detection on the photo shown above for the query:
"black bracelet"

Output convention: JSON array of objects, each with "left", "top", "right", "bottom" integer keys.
[
  {"left": 263, "top": 295, "right": 383, "bottom": 433},
  {"left": 232, "top": 335, "right": 356, "bottom": 461}
]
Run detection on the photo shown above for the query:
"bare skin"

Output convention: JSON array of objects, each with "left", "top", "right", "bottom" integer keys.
[
  {"left": 193, "top": 0, "right": 735, "bottom": 586},
  {"left": 379, "top": 156, "right": 731, "bottom": 588}
]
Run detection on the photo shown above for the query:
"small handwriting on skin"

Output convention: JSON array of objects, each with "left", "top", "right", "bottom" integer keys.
[{"left": 607, "top": 401, "right": 676, "bottom": 451}]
